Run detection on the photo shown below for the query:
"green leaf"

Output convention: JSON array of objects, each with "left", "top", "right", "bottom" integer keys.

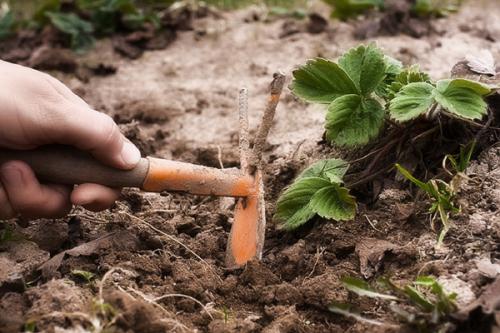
[
  {"left": 342, "top": 276, "right": 398, "bottom": 300},
  {"left": 275, "top": 177, "right": 332, "bottom": 229},
  {"left": 45, "top": 11, "right": 95, "bottom": 53},
  {"left": 414, "top": 276, "right": 457, "bottom": 315},
  {"left": 291, "top": 58, "right": 358, "bottom": 104},
  {"left": 389, "top": 82, "right": 435, "bottom": 122},
  {"left": 71, "top": 269, "right": 96, "bottom": 283},
  {"left": 338, "top": 44, "right": 387, "bottom": 95},
  {"left": 384, "top": 55, "right": 403, "bottom": 76},
  {"left": 439, "top": 78, "right": 491, "bottom": 96},
  {"left": 309, "top": 184, "right": 356, "bottom": 221},
  {"left": 0, "top": 9, "right": 14, "bottom": 40},
  {"left": 34, "top": 0, "right": 61, "bottom": 24},
  {"left": 395, "top": 164, "right": 431, "bottom": 193},
  {"left": 414, "top": 276, "right": 438, "bottom": 287},
  {"left": 324, "top": 0, "right": 383, "bottom": 20},
  {"left": 403, "top": 285, "right": 435, "bottom": 312},
  {"left": 325, "top": 94, "right": 385, "bottom": 147},
  {"left": 297, "top": 158, "right": 349, "bottom": 184},
  {"left": 413, "top": 0, "right": 462, "bottom": 17},
  {"left": 433, "top": 79, "right": 488, "bottom": 120},
  {"left": 374, "top": 55, "right": 403, "bottom": 98}
]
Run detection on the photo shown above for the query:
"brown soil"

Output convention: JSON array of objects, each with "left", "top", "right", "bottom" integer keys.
[{"left": 1, "top": 1, "right": 500, "bottom": 332}]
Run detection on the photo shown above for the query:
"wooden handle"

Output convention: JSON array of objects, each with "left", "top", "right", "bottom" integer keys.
[
  {"left": 0, "top": 145, "right": 149, "bottom": 188},
  {"left": 0, "top": 145, "right": 256, "bottom": 197}
]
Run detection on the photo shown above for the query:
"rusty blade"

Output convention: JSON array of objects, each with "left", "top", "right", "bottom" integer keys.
[{"left": 225, "top": 169, "right": 266, "bottom": 268}]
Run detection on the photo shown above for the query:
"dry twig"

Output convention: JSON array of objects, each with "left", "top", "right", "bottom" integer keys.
[
  {"left": 250, "top": 72, "right": 286, "bottom": 173},
  {"left": 238, "top": 88, "right": 250, "bottom": 173}
]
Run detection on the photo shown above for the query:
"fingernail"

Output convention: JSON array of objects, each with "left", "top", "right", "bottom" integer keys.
[
  {"left": 121, "top": 141, "right": 141, "bottom": 168},
  {"left": 0, "top": 164, "right": 24, "bottom": 187}
]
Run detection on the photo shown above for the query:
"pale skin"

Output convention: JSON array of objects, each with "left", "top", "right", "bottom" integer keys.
[{"left": 0, "top": 60, "right": 141, "bottom": 219}]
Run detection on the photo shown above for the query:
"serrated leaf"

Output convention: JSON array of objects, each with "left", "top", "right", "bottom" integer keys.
[
  {"left": 384, "top": 55, "right": 403, "bottom": 76},
  {"left": 325, "top": 94, "right": 385, "bottom": 147},
  {"left": 298, "top": 158, "right": 349, "bottom": 184},
  {"left": 389, "top": 82, "right": 435, "bottom": 122},
  {"left": 342, "top": 276, "right": 399, "bottom": 300},
  {"left": 291, "top": 58, "right": 358, "bottom": 104},
  {"left": 310, "top": 184, "right": 356, "bottom": 221},
  {"left": 374, "top": 55, "right": 403, "bottom": 98},
  {"left": 275, "top": 177, "right": 332, "bottom": 229},
  {"left": 439, "top": 78, "right": 492, "bottom": 96},
  {"left": 46, "top": 11, "right": 94, "bottom": 53},
  {"left": 433, "top": 79, "right": 489, "bottom": 120},
  {"left": 338, "top": 44, "right": 387, "bottom": 95}
]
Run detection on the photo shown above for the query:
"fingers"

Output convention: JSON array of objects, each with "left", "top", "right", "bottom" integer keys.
[
  {"left": 0, "top": 184, "right": 15, "bottom": 220},
  {"left": 43, "top": 74, "right": 89, "bottom": 109},
  {"left": 0, "top": 161, "right": 121, "bottom": 219},
  {"left": 71, "top": 183, "right": 121, "bottom": 212},
  {"left": 0, "top": 161, "right": 73, "bottom": 219},
  {"left": 52, "top": 105, "right": 141, "bottom": 170}
]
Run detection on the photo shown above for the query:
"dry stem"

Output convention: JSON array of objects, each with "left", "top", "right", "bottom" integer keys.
[
  {"left": 250, "top": 72, "right": 286, "bottom": 173},
  {"left": 238, "top": 88, "right": 251, "bottom": 173}
]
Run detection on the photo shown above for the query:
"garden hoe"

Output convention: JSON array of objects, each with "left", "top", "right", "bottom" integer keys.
[{"left": 0, "top": 73, "right": 286, "bottom": 269}]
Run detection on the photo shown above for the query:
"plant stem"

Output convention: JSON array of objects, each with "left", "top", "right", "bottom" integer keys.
[
  {"left": 238, "top": 88, "right": 250, "bottom": 173},
  {"left": 250, "top": 72, "right": 286, "bottom": 173}
]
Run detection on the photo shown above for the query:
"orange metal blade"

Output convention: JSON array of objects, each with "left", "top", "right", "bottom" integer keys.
[{"left": 225, "top": 169, "right": 266, "bottom": 268}]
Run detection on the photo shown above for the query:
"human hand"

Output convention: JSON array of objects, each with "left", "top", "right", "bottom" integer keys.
[{"left": 0, "top": 60, "right": 141, "bottom": 219}]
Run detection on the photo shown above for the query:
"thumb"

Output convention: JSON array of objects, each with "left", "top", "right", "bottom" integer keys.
[{"left": 52, "top": 106, "right": 141, "bottom": 169}]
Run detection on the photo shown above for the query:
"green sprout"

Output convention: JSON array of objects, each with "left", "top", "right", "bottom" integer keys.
[{"left": 395, "top": 163, "right": 459, "bottom": 247}]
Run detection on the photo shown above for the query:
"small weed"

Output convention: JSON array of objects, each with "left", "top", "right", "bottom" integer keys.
[
  {"left": 331, "top": 276, "right": 457, "bottom": 332},
  {"left": 220, "top": 305, "right": 231, "bottom": 324},
  {"left": 71, "top": 269, "right": 97, "bottom": 284},
  {"left": 323, "top": 0, "right": 463, "bottom": 20},
  {"left": 0, "top": 223, "right": 22, "bottom": 244},
  {"left": 395, "top": 163, "right": 459, "bottom": 246},
  {"left": 24, "top": 320, "right": 36, "bottom": 333}
]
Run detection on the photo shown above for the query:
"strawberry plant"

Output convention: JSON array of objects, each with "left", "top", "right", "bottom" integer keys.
[
  {"left": 323, "top": 0, "right": 463, "bottom": 20},
  {"left": 323, "top": 0, "right": 383, "bottom": 20},
  {"left": 7, "top": 0, "right": 162, "bottom": 53},
  {"left": 292, "top": 44, "right": 492, "bottom": 148},
  {"left": 278, "top": 43, "right": 494, "bottom": 234},
  {"left": 0, "top": 2, "right": 13, "bottom": 40},
  {"left": 413, "top": 0, "right": 463, "bottom": 17},
  {"left": 275, "top": 158, "right": 356, "bottom": 229}
]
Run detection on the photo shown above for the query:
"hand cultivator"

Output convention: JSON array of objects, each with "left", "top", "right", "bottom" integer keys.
[{"left": 0, "top": 73, "right": 285, "bottom": 268}]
